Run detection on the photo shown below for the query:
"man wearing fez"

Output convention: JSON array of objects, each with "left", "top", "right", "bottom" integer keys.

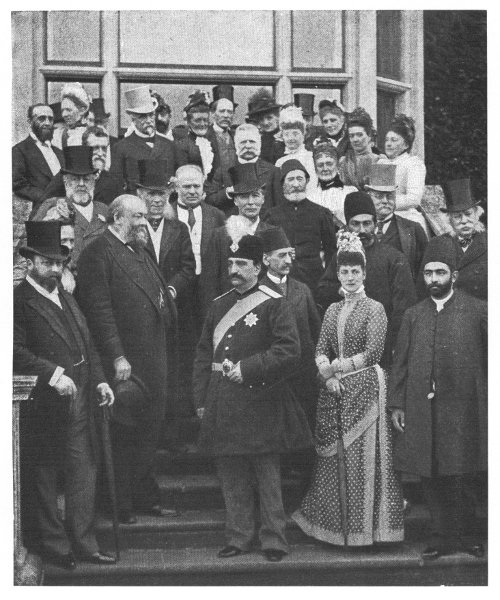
[
  {"left": 110, "top": 85, "right": 176, "bottom": 193},
  {"left": 13, "top": 103, "right": 64, "bottom": 215},
  {"left": 417, "top": 179, "right": 487, "bottom": 301},
  {"left": 174, "top": 91, "right": 219, "bottom": 182},
  {"left": 193, "top": 234, "right": 312, "bottom": 562},
  {"left": 206, "top": 123, "right": 282, "bottom": 216},
  {"left": 41, "top": 127, "right": 122, "bottom": 206},
  {"left": 365, "top": 162, "right": 427, "bottom": 280},
  {"left": 76, "top": 195, "right": 178, "bottom": 523},
  {"left": 266, "top": 159, "right": 336, "bottom": 292},
  {"left": 247, "top": 88, "right": 284, "bottom": 165},
  {"left": 389, "top": 236, "right": 487, "bottom": 560},
  {"left": 316, "top": 191, "right": 415, "bottom": 368},
  {"left": 14, "top": 221, "right": 115, "bottom": 569},
  {"left": 200, "top": 162, "right": 273, "bottom": 311},
  {"left": 33, "top": 146, "right": 108, "bottom": 267},
  {"left": 207, "top": 85, "right": 238, "bottom": 187}
]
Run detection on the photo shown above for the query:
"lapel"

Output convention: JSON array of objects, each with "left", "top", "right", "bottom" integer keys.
[
  {"left": 73, "top": 203, "right": 105, "bottom": 240},
  {"left": 457, "top": 231, "right": 487, "bottom": 269},
  {"left": 59, "top": 290, "right": 90, "bottom": 352},
  {"left": 200, "top": 203, "right": 214, "bottom": 257},
  {"left": 261, "top": 274, "right": 285, "bottom": 297},
  {"left": 256, "top": 159, "right": 271, "bottom": 181},
  {"left": 158, "top": 219, "right": 179, "bottom": 267},
  {"left": 150, "top": 135, "right": 167, "bottom": 160},
  {"left": 26, "top": 136, "right": 53, "bottom": 180},
  {"left": 145, "top": 228, "right": 157, "bottom": 263},
  {"left": 393, "top": 216, "right": 411, "bottom": 256}
]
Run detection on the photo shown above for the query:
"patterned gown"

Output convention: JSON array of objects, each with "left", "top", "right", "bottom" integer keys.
[{"left": 292, "top": 290, "right": 404, "bottom": 546}]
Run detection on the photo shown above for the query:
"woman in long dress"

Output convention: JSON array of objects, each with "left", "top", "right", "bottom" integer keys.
[{"left": 292, "top": 231, "right": 404, "bottom": 546}]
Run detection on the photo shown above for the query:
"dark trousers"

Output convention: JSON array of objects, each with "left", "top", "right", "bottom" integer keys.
[{"left": 215, "top": 454, "right": 288, "bottom": 552}]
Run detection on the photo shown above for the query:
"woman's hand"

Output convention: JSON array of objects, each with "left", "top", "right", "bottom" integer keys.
[{"left": 325, "top": 377, "right": 343, "bottom": 399}]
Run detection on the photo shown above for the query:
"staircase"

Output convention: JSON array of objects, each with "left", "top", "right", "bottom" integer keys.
[{"left": 43, "top": 442, "right": 487, "bottom": 586}]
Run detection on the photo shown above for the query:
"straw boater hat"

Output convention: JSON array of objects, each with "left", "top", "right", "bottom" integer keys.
[
  {"left": 125, "top": 85, "right": 156, "bottom": 114},
  {"left": 19, "top": 221, "right": 69, "bottom": 261},
  {"left": 365, "top": 163, "right": 398, "bottom": 192}
]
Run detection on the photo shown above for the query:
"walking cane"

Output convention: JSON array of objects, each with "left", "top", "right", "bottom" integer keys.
[
  {"left": 335, "top": 387, "right": 349, "bottom": 546},
  {"left": 100, "top": 405, "right": 120, "bottom": 561}
]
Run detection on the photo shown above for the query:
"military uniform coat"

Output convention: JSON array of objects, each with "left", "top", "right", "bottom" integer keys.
[
  {"left": 193, "top": 284, "right": 312, "bottom": 456},
  {"left": 380, "top": 214, "right": 428, "bottom": 280},
  {"left": 388, "top": 291, "right": 487, "bottom": 477}
]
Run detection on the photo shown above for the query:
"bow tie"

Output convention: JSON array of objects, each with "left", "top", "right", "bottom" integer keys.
[
  {"left": 458, "top": 236, "right": 473, "bottom": 249},
  {"left": 148, "top": 217, "right": 163, "bottom": 231}
]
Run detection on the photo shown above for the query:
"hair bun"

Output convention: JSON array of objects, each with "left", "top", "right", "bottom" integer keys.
[{"left": 389, "top": 113, "right": 416, "bottom": 149}]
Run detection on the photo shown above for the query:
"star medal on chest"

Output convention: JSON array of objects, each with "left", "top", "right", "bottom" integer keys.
[{"left": 244, "top": 312, "right": 259, "bottom": 327}]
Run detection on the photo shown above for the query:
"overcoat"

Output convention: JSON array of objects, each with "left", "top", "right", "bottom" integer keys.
[
  {"left": 174, "top": 130, "right": 219, "bottom": 182},
  {"left": 193, "top": 284, "right": 312, "bottom": 456},
  {"left": 380, "top": 214, "right": 428, "bottom": 280},
  {"left": 388, "top": 290, "right": 487, "bottom": 477},
  {"left": 75, "top": 229, "right": 178, "bottom": 417},
  {"left": 14, "top": 279, "right": 105, "bottom": 464}
]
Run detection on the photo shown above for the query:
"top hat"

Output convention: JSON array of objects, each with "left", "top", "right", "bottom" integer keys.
[
  {"left": 19, "top": 221, "right": 70, "bottom": 261},
  {"left": 440, "top": 179, "right": 480, "bottom": 213},
  {"left": 365, "top": 163, "right": 398, "bottom": 192},
  {"left": 90, "top": 98, "right": 110, "bottom": 121},
  {"left": 259, "top": 227, "right": 292, "bottom": 253},
  {"left": 125, "top": 85, "right": 155, "bottom": 114},
  {"left": 247, "top": 90, "right": 281, "bottom": 118},
  {"left": 228, "top": 163, "right": 263, "bottom": 195},
  {"left": 49, "top": 102, "right": 64, "bottom": 124},
  {"left": 211, "top": 85, "right": 238, "bottom": 109},
  {"left": 294, "top": 93, "right": 316, "bottom": 117},
  {"left": 184, "top": 90, "right": 210, "bottom": 113},
  {"left": 344, "top": 191, "right": 376, "bottom": 224},
  {"left": 136, "top": 159, "right": 172, "bottom": 191},
  {"left": 60, "top": 146, "right": 97, "bottom": 176},
  {"left": 111, "top": 374, "right": 152, "bottom": 428},
  {"left": 280, "top": 159, "right": 310, "bottom": 182},
  {"left": 229, "top": 234, "right": 264, "bottom": 263}
]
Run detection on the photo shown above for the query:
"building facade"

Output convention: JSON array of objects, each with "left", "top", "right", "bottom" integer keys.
[{"left": 12, "top": 10, "right": 424, "bottom": 156}]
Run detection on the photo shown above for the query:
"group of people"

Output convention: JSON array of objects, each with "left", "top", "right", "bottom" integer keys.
[{"left": 13, "top": 81, "right": 487, "bottom": 570}]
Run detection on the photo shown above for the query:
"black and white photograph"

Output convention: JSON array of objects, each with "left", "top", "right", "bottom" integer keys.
[{"left": 7, "top": 4, "right": 489, "bottom": 588}]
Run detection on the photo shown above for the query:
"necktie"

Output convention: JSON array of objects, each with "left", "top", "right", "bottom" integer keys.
[
  {"left": 459, "top": 236, "right": 473, "bottom": 249},
  {"left": 178, "top": 203, "right": 196, "bottom": 230},
  {"left": 149, "top": 217, "right": 162, "bottom": 232},
  {"left": 278, "top": 280, "right": 287, "bottom": 295},
  {"left": 376, "top": 220, "right": 386, "bottom": 241}
]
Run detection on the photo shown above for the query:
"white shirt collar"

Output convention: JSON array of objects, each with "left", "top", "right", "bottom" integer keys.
[
  {"left": 238, "top": 156, "right": 259, "bottom": 164},
  {"left": 213, "top": 122, "right": 229, "bottom": 135},
  {"left": 26, "top": 274, "right": 61, "bottom": 308},
  {"left": 267, "top": 272, "right": 287, "bottom": 285},
  {"left": 431, "top": 288, "right": 454, "bottom": 312},
  {"left": 133, "top": 125, "right": 154, "bottom": 139},
  {"left": 73, "top": 201, "right": 94, "bottom": 222}
]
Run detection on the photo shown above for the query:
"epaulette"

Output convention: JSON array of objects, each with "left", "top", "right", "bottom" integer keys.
[
  {"left": 259, "top": 284, "right": 282, "bottom": 298},
  {"left": 213, "top": 288, "right": 235, "bottom": 301}
]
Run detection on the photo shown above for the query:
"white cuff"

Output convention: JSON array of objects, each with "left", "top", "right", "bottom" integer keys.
[
  {"left": 49, "top": 366, "right": 65, "bottom": 387},
  {"left": 168, "top": 286, "right": 177, "bottom": 299}
]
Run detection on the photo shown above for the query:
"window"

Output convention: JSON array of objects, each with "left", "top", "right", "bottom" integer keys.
[{"left": 376, "top": 10, "right": 401, "bottom": 81}]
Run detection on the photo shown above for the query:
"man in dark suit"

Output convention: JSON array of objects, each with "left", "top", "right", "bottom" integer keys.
[
  {"left": 14, "top": 221, "right": 115, "bottom": 569},
  {"left": 206, "top": 123, "right": 282, "bottom": 216},
  {"left": 200, "top": 163, "right": 273, "bottom": 312},
  {"left": 33, "top": 146, "right": 108, "bottom": 268},
  {"left": 13, "top": 104, "right": 64, "bottom": 215},
  {"left": 174, "top": 91, "right": 219, "bottom": 182},
  {"left": 110, "top": 85, "right": 176, "bottom": 193},
  {"left": 417, "top": 178, "right": 487, "bottom": 301},
  {"left": 366, "top": 163, "right": 427, "bottom": 280},
  {"left": 41, "top": 127, "right": 122, "bottom": 206},
  {"left": 207, "top": 85, "right": 238, "bottom": 188},
  {"left": 76, "top": 195, "right": 178, "bottom": 524}
]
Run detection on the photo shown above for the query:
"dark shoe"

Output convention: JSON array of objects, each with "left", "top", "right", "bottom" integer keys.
[
  {"left": 42, "top": 550, "right": 76, "bottom": 570},
  {"left": 217, "top": 545, "right": 244, "bottom": 558},
  {"left": 118, "top": 510, "right": 137, "bottom": 525},
  {"left": 263, "top": 549, "right": 287, "bottom": 562},
  {"left": 148, "top": 504, "right": 179, "bottom": 517},
  {"left": 422, "top": 545, "right": 456, "bottom": 560},
  {"left": 462, "top": 543, "right": 485, "bottom": 558},
  {"left": 82, "top": 551, "right": 117, "bottom": 565}
]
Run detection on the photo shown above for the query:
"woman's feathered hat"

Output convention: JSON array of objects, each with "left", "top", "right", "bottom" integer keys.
[
  {"left": 279, "top": 105, "right": 305, "bottom": 131},
  {"left": 247, "top": 88, "right": 281, "bottom": 118},
  {"left": 336, "top": 230, "right": 366, "bottom": 265}
]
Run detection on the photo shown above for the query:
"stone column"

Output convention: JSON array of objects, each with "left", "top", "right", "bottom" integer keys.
[{"left": 13, "top": 375, "right": 43, "bottom": 586}]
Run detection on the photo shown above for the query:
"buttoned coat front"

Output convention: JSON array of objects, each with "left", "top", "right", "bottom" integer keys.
[
  {"left": 193, "top": 287, "right": 312, "bottom": 456},
  {"left": 388, "top": 291, "right": 487, "bottom": 477}
]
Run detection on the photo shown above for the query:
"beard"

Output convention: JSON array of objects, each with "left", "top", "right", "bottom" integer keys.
[
  {"left": 128, "top": 224, "right": 149, "bottom": 248},
  {"left": 68, "top": 190, "right": 93, "bottom": 206},
  {"left": 156, "top": 119, "right": 168, "bottom": 134},
  {"left": 33, "top": 122, "right": 54, "bottom": 142},
  {"left": 426, "top": 277, "right": 453, "bottom": 299}
]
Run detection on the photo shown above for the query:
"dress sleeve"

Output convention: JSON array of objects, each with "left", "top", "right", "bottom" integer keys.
[
  {"left": 395, "top": 156, "right": 426, "bottom": 212},
  {"left": 315, "top": 305, "right": 337, "bottom": 361}
]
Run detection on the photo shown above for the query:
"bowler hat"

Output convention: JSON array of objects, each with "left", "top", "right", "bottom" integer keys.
[
  {"left": 90, "top": 97, "right": 110, "bottom": 121},
  {"left": 229, "top": 234, "right": 264, "bottom": 263},
  {"left": 440, "top": 179, "right": 480, "bottom": 213},
  {"left": 111, "top": 374, "right": 152, "bottom": 428},
  {"left": 211, "top": 85, "right": 238, "bottom": 109},
  {"left": 365, "top": 163, "right": 398, "bottom": 192},
  {"left": 228, "top": 163, "right": 263, "bottom": 195},
  {"left": 344, "top": 191, "right": 376, "bottom": 224},
  {"left": 60, "top": 146, "right": 97, "bottom": 176},
  {"left": 184, "top": 90, "right": 210, "bottom": 114},
  {"left": 259, "top": 227, "right": 291, "bottom": 253},
  {"left": 49, "top": 102, "right": 64, "bottom": 124},
  {"left": 136, "top": 159, "right": 172, "bottom": 191},
  {"left": 422, "top": 236, "right": 457, "bottom": 271},
  {"left": 280, "top": 159, "right": 310, "bottom": 182},
  {"left": 19, "top": 221, "right": 69, "bottom": 261},
  {"left": 125, "top": 85, "right": 155, "bottom": 114},
  {"left": 294, "top": 93, "right": 316, "bottom": 117}
]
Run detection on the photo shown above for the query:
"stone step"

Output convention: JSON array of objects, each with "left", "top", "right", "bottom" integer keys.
[{"left": 42, "top": 541, "right": 488, "bottom": 586}]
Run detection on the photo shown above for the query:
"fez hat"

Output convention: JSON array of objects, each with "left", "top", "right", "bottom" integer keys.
[
  {"left": 125, "top": 85, "right": 155, "bottom": 114},
  {"left": 422, "top": 236, "right": 458, "bottom": 272},
  {"left": 211, "top": 85, "right": 238, "bottom": 109},
  {"left": 19, "top": 221, "right": 69, "bottom": 261},
  {"left": 229, "top": 234, "right": 264, "bottom": 262},
  {"left": 259, "top": 227, "right": 292, "bottom": 253},
  {"left": 365, "top": 163, "right": 398, "bottom": 192},
  {"left": 344, "top": 191, "right": 377, "bottom": 224},
  {"left": 294, "top": 93, "right": 316, "bottom": 117},
  {"left": 184, "top": 90, "right": 210, "bottom": 113},
  {"left": 280, "top": 159, "right": 310, "bottom": 182},
  {"left": 90, "top": 97, "right": 110, "bottom": 120},
  {"left": 111, "top": 374, "right": 152, "bottom": 428},
  {"left": 440, "top": 179, "right": 480, "bottom": 213},
  {"left": 247, "top": 89, "right": 281, "bottom": 118},
  {"left": 228, "top": 163, "right": 263, "bottom": 195},
  {"left": 49, "top": 102, "right": 64, "bottom": 124},
  {"left": 60, "top": 146, "right": 97, "bottom": 176},
  {"left": 136, "top": 159, "right": 171, "bottom": 191}
]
